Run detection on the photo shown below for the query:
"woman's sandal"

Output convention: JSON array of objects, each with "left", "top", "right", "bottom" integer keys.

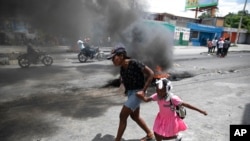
[{"left": 140, "top": 133, "right": 154, "bottom": 141}]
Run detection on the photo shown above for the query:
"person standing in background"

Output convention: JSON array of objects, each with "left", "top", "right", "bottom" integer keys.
[
  {"left": 223, "top": 38, "right": 231, "bottom": 57},
  {"left": 212, "top": 38, "right": 217, "bottom": 53},
  {"left": 207, "top": 39, "right": 213, "bottom": 55},
  {"left": 217, "top": 38, "right": 224, "bottom": 57}
]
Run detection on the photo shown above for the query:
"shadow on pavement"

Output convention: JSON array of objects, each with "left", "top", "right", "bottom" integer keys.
[
  {"left": 92, "top": 133, "right": 115, "bottom": 141},
  {"left": 91, "top": 133, "right": 148, "bottom": 141},
  {"left": 0, "top": 57, "right": 122, "bottom": 141},
  {"left": 0, "top": 65, "right": 64, "bottom": 86},
  {"left": 0, "top": 63, "right": 114, "bottom": 87},
  {"left": 242, "top": 103, "right": 250, "bottom": 124},
  {"left": 75, "top": 63, "right": 114, "bottom": 74},
  {"left": 0, "top": 90, "right": 123, "bottom": 141},
  {"left": 0, "top": 112, "right": 59, "bottom": 141}
]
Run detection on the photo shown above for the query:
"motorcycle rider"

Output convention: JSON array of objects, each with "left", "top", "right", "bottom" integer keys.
[
  {"left": 83, "top": 38, "right": 94, "bottom": 59},
  {"left": 27, "top": 43, "right": 39, "bottom": 63},
  {"left": 77, "top": 39, "right": 85, "bottom": 50}
]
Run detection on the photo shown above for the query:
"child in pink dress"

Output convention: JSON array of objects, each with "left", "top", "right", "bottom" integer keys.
[{"left": 137, "top": 78, "right": 207, "bottom": 141}]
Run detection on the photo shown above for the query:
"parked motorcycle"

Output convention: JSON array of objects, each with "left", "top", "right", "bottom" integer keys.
[
  {"left": 78, "top": 47, "right": 104, "bottom": 63},
  {"left": 17, "top": 50, "right": 53, "bottom": 68}
]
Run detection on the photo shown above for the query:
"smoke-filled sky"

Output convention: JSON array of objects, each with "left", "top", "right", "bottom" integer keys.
[{"left": 0, "top": 0, "right": 173, "bottom": 71}]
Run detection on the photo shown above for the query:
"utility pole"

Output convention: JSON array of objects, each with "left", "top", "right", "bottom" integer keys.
[{"left": 235, "top": 0, "right": 248, "bottom": 45}]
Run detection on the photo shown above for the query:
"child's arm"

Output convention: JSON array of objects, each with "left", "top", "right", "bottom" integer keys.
[
  {"left": 181, "top": 102, "right": 208, "bottom": 116},
  {"left": 136, "top": 91, "right": 152, "bottom": 102}
]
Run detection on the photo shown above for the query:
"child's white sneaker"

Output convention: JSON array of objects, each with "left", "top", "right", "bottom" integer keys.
[{"left": 175, "top": 134, "right": 182, "bottom": 141}]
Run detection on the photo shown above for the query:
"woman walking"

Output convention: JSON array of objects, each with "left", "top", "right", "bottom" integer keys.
[{"left": 107, "top": 44, "right": 154, "bottom": 141}]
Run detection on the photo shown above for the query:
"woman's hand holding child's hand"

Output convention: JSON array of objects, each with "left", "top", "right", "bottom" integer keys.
[{"left": 136, "top": 91, "right": 145, "bottom": 100}]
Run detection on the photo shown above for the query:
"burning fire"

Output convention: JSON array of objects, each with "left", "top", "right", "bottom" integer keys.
[{"left": 154, "top": 65, "right": 170, "bottom": 79}]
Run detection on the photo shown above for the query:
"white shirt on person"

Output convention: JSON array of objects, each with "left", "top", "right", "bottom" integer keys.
[
  {"left": 77, "top": 40, "right": 85, "bottom": 49},
  {"left": 212, "top": 39, "right": 217, "bottom": 46},
  {"left": 218, "top": 41, "right": 224, "bottom": 48}
]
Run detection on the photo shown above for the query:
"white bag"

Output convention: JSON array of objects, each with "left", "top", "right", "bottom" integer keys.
[{"left": 169, "top": 94, "right": 186, "bottom": 119}]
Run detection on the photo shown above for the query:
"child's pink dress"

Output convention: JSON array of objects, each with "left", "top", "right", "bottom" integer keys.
[{"left": 150, "top": 93, "right": 187, "bottom": 137}]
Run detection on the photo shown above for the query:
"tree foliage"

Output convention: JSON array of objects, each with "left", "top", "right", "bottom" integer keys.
[
  {"left": 224, "top": 10, "right": 250, "bottom": 32},
  {"left": 198, "top": 12, "right": 211, "bottom": 19},
  {"left": 198, "top": 10, "right": 250, "bottom": 33}
]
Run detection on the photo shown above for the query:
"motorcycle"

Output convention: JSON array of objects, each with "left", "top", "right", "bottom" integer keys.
[
  {"left": 78, "top": 47, "right": 104, "bottom": 63},
  {"left": 17, "top": 50, "right": 53, "bottom": 68}
]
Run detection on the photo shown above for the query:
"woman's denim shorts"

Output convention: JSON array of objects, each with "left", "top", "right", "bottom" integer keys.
[{"left": 124, "top": 90, "right": 141, "bottom": 111}]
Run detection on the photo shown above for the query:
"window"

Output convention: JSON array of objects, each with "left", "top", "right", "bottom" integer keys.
[{"left": 190, "top": 31, "right": 199, "bottom": 39}]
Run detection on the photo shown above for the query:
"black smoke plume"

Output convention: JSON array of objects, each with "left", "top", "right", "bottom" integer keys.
[{"left": 0, "top": 0, "right": 173, "bottom": 71}]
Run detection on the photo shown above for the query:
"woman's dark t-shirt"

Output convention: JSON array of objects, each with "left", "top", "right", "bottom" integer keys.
[{"left": 120, "top": 59, "right": 145, "bottom": 91}]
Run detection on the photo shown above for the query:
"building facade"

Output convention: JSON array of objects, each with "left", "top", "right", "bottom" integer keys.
[{"left": 150, "top": 12, "right": 249, "bottom": 46}]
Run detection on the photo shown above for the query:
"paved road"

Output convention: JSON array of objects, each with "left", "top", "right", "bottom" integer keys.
[{"left": 0, "top": 44, "right": 250, "bottom": 141}]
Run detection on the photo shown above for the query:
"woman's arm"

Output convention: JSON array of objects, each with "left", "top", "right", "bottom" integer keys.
[
  {"left": 182, "top": 102, "right": 208, "bottom": 116},
  {"left": 142, "top": 65, "right": 154, "bottom": 92},
  {"left": 136, "top": 65, "right": 154, "bottom": 100}
]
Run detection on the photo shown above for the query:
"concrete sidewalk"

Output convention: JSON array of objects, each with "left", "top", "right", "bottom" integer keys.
[{"left": 173, "top": 44, "right": 250, "bottom": 55}]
